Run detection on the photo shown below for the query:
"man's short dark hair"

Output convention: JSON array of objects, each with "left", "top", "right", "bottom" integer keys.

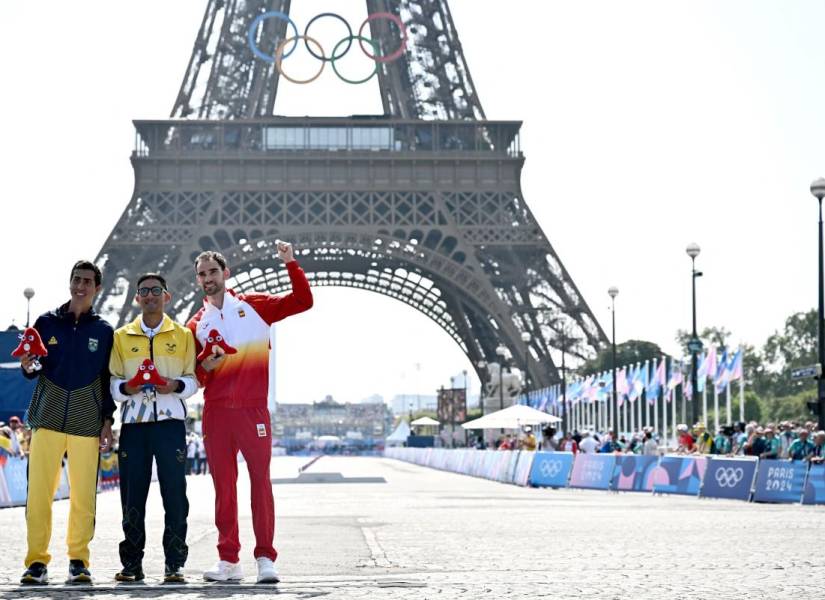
[
  {"left": 70, "top": 260, "right": 102, "bottom": 287},
  {"left": 136, "top": 273, "right": 167, "bottom": 290},
  {"left": 194, "top": 251, "right": 227, "bottom": 271}
]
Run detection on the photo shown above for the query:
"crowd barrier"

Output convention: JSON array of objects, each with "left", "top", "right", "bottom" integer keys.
[
  {"left": 0, "top": 453, "right": 120, "bottom": 508},
  {"left": 384, "top": 448, "right": 825, "bottom": 505}
]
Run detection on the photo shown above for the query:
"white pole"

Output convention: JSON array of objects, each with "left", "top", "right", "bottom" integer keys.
[
  {"left": 639, "top": 361, "right": 646, "bottom": 429},
  {"left": 654, "top": 387, "right": 659, "bottom": 437},
  {"left": 713, "top": 381, "right": 719, "bottom": 431},
  {"left": 702, "top": 381, "right": 708, "bottom": 426},
  {"left": 623, "top": 396, "right": 628, "bottom": 435},
  {"left": 672, "top": 389, "right": 678, "bottom": 448},
  {"left": 726, "top": 379, "right": 732, "bottom": 425},
  {"left": 661, "top": 389, "right": 667, "bottom": 448},
  {"left": 591, "top": 400, "right": 596, "bottom": 431},
  {"left": 739, "top": 373, "right": 745, "bottom": 423}
]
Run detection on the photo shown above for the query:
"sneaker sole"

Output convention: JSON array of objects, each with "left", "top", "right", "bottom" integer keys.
[
  {"left": 257, "top": 576, "right": 280, "bottom": 584},
  {"left": 66, "top": 576, "right": 92, "bottom": 584},
  {"left": 164, "top": 576, "right": 186, "bottom": 583},
  {"left": 20, "top": 576, "right": 48, "bottom": 585},
  {"left": 203, "top": 575, "right": 244, "bottom": 582},
  {"left": 115, "top": 574, "right": 144, "bottom": 582}
]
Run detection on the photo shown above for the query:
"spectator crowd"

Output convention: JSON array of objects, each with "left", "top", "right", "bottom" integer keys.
[{"left": 478, "top": 419, "right": 825, "bottom": 463}]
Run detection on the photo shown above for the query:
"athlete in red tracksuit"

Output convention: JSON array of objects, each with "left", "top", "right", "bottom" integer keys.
[{"left": 187, "top": 242, "right": 313, "bottom": 583}]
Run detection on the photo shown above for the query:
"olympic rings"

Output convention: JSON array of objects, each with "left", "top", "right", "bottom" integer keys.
[
  {"left": 357, "top": 12, "right": 408, "bottom": 63},
  {"left": 714, "top": 466, "right": 744, "bottom": 488},
  {"left": 331, "top": 36, "right": 380, "bottom": 85},
  {"left": 247, "top": 11, "right": 409, "bottom": 84},
  {"left": 275, "top": 36, "right": 326, "bottom": 85},
  {"left": 303, "top": 13, "right": 352, "bottom": 62},
  {"left": 247, "top": 11, "right": 300, "bottom": 63}
]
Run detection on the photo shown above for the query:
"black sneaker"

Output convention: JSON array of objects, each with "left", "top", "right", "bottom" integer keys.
[
  {"left": 115, "top": 564, "right": 145, "bottom": 582},
  {"left": 21, "top": 562, "right": 48, "bottom": 585},
  {"left": 164, "top": 565, "right": 185, "bottom": 583},
  {"left": 67, "top": 560, "right": 91, "bottom": 584}
]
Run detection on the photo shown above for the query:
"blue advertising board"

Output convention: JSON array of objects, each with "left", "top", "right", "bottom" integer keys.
[
  {"left": 803, "top": 463, "right": 825, "bottom": 505},
  {"left": 569, "top": 453, "right": 615, "bottom": 490},
  {"left": 753, "top": 459, "right": 807, "bottom": 504},
  {"left": 609, "top": 455, "right": 659, "bottom": 492},
  {"left": 652, "top": 455, "right": 707, "bottom": 496},
  {"left": 529, "top": 452, "right": 574, "bottom": 488},
  {"left": 700, "top": 458, "right": 758, "bottom": 501},
  {"left": 1, "top": 456, "right": 28, "bottom": 506}
]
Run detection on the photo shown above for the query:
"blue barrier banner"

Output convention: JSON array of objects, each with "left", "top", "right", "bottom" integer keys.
[
  {"left": 700, "top": 458, "right": 758, "bottom": 501},
  {"left": 2, "top": 456, "right": 28, "bottom": 506},
  {"left": 803, "top": 463, "right": 825, "bottom": 505},
  {"left": 529, "top": 452, "right": 574, "bottom": 488},
  {"left": 652, "top": 455, "right": 707, "bottom": 496},
  {"left": 610, "top": 455, "right": 659, "bottom": 492},
  {"left": 569, "top": 453, "right": 615, "bottom": 489},
  {"left": 753, "top": 459, "right": 807, "bottom": 503}
]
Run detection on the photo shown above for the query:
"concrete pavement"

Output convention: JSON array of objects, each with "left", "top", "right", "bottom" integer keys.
[{"left": 0, "top": 455, "right": 822, "bottom": 598}]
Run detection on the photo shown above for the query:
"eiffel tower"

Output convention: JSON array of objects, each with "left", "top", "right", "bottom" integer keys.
[{"left": 94, "top": 0, "right": 607, "bottom": 389}]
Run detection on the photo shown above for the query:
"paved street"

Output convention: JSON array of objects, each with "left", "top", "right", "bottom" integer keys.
[{"left": 0, "top": 455, "right": 823, "bottom": 598}]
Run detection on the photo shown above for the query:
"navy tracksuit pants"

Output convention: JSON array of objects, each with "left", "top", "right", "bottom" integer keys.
[{"left": 118, "top": 419, "right": 189, "bottom": 568}]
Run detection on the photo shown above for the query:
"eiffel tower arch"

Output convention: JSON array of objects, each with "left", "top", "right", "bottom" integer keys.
[{"left": 94, "top": 0, "right": 607, "bottom": 388}]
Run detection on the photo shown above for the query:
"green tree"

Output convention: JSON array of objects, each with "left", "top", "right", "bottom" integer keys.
[
  {"left": 761, "top": 389, "right": 817, "bottom": 423},
  {"left": 761, "top": 309, "right": 817, "bottom": 398},
  {"left": 579, "top": 339, "right": 664, "bottom": 374}
]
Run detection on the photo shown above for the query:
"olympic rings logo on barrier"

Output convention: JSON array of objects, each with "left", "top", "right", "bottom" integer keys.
[
  {"left": 714, "top": 466, "right": 744, "bottom": 488},
  {"left": 539, "top": 459, "right": 563, "bottom": 478},
  {"left": 247, "top": 11, "right": 408, "bottom": 85}
]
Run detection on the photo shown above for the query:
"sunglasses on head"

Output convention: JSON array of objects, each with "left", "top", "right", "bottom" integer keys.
[{"left": 137, "top": 286, "right": 165, "bottom": 297}]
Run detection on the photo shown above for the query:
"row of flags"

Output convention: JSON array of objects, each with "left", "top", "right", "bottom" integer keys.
[{"left": 517, "top": 347, "right": 744, "bottom": 411}]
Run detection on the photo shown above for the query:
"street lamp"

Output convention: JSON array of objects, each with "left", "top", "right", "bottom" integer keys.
[
  {"left": 476, "top": 360, "right": 488, "bottom": 419},
  {"left": 686, "top": 243, "right": 703, "bottom": 426},
  {"left": 462, "top": 369, "right": 468, "bottom": 447},
  {"left": 559, "top": 321, "right": 569, "bottom": 435},
  {"left": 521, "top": 332, "right": 532, "bottom": 398},
  {"left": 810, "top": 178, "right": 825, "bottom": 429},
  {"left": 608, "top": 286, "right": 619, "bottom": 435},
  {"left": 495, "top": 344, "right": 507, "bottom": 413},
  {"left": 23, "top": 288, "right": 35, "bottom": 327}
]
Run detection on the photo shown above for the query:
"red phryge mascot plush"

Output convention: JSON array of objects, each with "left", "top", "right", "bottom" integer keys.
[
  {"left": 197, "top": 329, "right": 237, "bottom": 362},
  {"left": 11, "top": 327, "right": 48, "bottom": 371},
  {"left": 127, "top": 359, "right": 168, "bottom": 389}
]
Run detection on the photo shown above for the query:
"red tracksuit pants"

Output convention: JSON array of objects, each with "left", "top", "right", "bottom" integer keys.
[{"left": 203, "top": 405, "right": 276, "bottom": 562}]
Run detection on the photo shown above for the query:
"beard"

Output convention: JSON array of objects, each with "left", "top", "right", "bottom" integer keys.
[{"left": 203, "top": 281, "right": 223, "bottom": 296}]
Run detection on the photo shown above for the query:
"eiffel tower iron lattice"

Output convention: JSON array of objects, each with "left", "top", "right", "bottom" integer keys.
[{"left": 94, "top": 0, "right": 608, "bottom": 390}]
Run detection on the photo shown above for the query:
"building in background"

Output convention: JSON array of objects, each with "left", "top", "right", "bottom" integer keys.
[
  {"left": 390, "top": 393, "right": 438, "bottom": 416},
  {"left": 273, "top": 395, "right": 393, "bottom": 451}
]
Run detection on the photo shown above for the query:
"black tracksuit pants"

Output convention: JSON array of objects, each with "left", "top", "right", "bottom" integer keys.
[{"left": 118, "top": 419, "right": 189, "bottom": 568}]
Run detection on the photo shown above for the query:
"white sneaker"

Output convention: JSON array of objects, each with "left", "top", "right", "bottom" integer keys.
[
  {"left": 256, "top": 557, "right": 280, "bottom": 584},
  {"left": 203, "top": 560, "right": 243, "bottom": 582}
]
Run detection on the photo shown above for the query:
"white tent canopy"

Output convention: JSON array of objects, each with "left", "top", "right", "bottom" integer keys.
[
  {"left": 410, "top": 416, "right": 440, "bottom": 426},
  {"left": 461, "top": 404, "right": 561, "bottom": 430},
  {"left": 386, "top": 420, "right": 411, "bottom": 445}
]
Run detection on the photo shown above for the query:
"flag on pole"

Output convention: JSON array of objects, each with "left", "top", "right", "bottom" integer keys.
[
  {"left": 667, "top": 361, "right": 683, "bottom": 391},
  {"left": 714, "top": 350, "right": 731, "bottom": 393},
  {"left": 646, "top": 358, "right": 661, "bottom": 404},
  {"left": 728, "top": 348, "right": 744, "bottom": 381},
  {"left": 634, "top": 362, "right": 648, "bottom": 399},
  {"left": 698, "top": 345, "right": 718, "bottom": 380}
]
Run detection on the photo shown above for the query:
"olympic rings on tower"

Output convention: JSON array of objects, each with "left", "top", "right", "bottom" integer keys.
[{"left": 247, "top": 11, "right": 408, "bottom": 85}]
